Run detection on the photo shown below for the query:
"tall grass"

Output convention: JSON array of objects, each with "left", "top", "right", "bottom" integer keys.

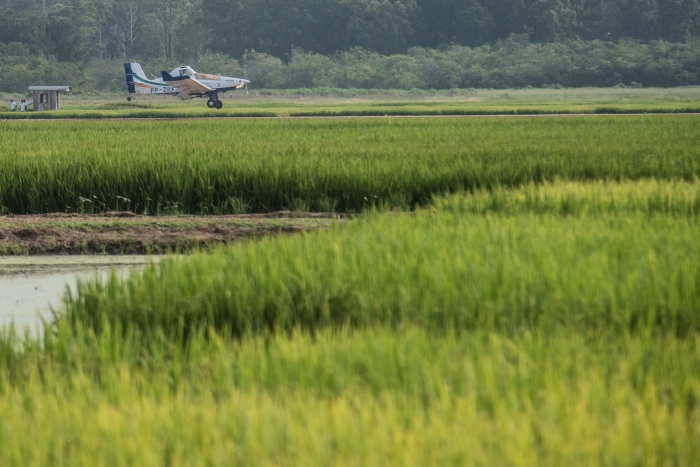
[
  {"left": 1, "top": 116, "right": 700, "bottom": 214},
  {"left": 0, "top": 327, "right": 698, "bottom": 467},
  {"left": 59, "top": 181, "right": 700, "bottom": 340},
  {"left": 433, "top": 178, "right": 700, "bottom": 216},
  {"left": 1, "top": 181, "right": 699, "bottom": 465}
]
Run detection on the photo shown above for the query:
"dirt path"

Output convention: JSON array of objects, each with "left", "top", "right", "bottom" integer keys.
[{"left": 0, "top": 212, "right": 341, "bottom": 255}]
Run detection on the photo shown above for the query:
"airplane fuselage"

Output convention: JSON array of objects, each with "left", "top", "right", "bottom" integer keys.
[
  {"left": 131, "top": 74, "right": 247, "bottom": 96},
  {"left": 125, "top": 63, "right": 249, "bottom": 109}
]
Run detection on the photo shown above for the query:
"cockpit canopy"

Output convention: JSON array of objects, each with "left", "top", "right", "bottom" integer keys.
[
  {"left": 173, "top": 66, "right": 195, "bottom": 77},
  {"left": 171, "top": 66, "right": 221, "bottom": 81}
]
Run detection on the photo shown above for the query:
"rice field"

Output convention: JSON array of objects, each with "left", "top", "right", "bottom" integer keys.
[
  {"left": 62, "top": 182, "right": 700, "bottom": 340},
  {"left": 1, "top": 328, "right": 698, "bottom": 466},
  {"left": 1, "top": 116, "right": 700, "bottom": 214},
  {"left": 1, "top": 114, "right": 699, "bottom": 465}
]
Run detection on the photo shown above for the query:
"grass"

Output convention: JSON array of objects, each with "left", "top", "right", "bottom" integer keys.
[
  {"left": 0, "top": 180, "right": 699, "bottom": 465},
  {"left": 1, "top": 116, "right": 700, "bottom": 214},
  {"left": 1, "top": 105, "right": 699, "bottom": 465},
  {"left": 1, "top": 101, "right": 699, "bottom": 119},
  {"left": 1, "top": 328, "right": 698, "bottom": 466},
  {"left": 432, "top": 178, "right": 700, "bottom": 216},
  {"left": 57, "top": 180, "right": 700, "bottom": 340},
  {"left": 2, "top": 86, "right": 700, "bottom": 118}
]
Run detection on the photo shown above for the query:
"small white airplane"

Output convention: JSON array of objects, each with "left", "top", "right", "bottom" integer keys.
[{"left": 124, "top": 62, "right": 250, "bottom": 109}]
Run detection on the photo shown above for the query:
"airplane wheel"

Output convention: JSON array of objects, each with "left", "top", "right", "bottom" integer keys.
[
  {"left": 207, "top": 99, "right": 215, "bottom": 108},
  {"left": 127, "top": 97, "right": 132, "bottom": 102},
  {"left": 214, "top": 100, "right": 223, "bottom": 110}
]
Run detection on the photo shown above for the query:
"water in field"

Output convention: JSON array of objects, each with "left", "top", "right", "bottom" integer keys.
[{"left": 0, "top": 256, "right": 157, "bottom": 334}]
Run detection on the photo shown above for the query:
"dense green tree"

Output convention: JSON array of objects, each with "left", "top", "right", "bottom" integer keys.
[
  {"left": 2, "top": 0, "right": 700, "bottom": 90},
  {"left": 135, "top": 13, "right": 165, "bottom": 57},
  {"left": 159, "top": 0, "right": 192, "bottom": 58},
  {"left": 413, "top": 0, "right": 493, "bottom": 47},
  {"left": 202, "top": 0, "right": 416, "bottom": 58},
  {"left": 613, "top": 0, "right": 658, "bottom": 41},
  {"left": 0, "top": 10, "right": 49, "bottom": 55},
  {"left": 656, "top": 0, "right": 700, "bottom": 41}
]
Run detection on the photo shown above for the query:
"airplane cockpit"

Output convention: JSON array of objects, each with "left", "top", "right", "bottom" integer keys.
[
  {"left": 174, "top": 66, "right": 195, "bottom": 77},
  {"left": 172, "top": 66, "right": 220, "bottom": 81}
]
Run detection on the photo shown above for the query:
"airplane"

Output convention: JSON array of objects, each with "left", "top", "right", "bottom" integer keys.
[{"left": 124, "top": 62, "right": 250, "bottom": 109}]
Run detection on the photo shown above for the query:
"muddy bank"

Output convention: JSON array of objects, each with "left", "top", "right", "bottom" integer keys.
[{"left": 0, "top": 212, "right": 341, "bottom": 255}]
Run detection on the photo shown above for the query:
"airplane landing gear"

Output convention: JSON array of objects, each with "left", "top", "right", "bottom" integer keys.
[{"left": 207, "top": 95, "right": 224, "bottom": 109}]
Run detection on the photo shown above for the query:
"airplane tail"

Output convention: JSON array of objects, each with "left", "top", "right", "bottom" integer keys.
[{"left": 124, "top": 62, "right": 147, "bottom": 93}]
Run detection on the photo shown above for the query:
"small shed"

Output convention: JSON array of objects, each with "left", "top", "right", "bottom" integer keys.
[{"left": 28, "top": 86, "right": 71, "bottom": 111}]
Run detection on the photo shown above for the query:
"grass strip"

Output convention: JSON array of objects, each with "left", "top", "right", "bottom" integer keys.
[{"left": 3, "top": 107, "right": 700, "bottom": 119}]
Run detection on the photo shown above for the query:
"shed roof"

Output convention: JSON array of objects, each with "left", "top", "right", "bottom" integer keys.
[{"left": 28, "top": 86, "right": 71, "bottom": 92}]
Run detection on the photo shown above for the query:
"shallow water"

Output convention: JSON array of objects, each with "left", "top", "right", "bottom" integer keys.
[{"left": 0, "top": 256, "right": 157, "bottom": 333}]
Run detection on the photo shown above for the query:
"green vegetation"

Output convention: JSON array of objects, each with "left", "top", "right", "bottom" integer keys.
[
  {"left": 3, "top": 1, "right": 700, "bottom": 93},
  {"left": 1, "top": 180, "right": 699, "bottom": 465},
  {"left": 3, "top": 0, "right": 700, "bottom": 461},
  {"left": 3, "top": 87, "right": 699, "bottom": 118},
  {"left": 64, "top": 181, "right": 700, "bottom": 339},
  {"left": 2, "top": 116, "right": 700, "bottom": 215},
  {"left": 1, "top": 328, "right": 698, "bottom": 466},
  {"left": 7, "top": 38, "right": 700, "bottom": 93},
  {"left": 4, "top": 98, "right": 700, "bottom": 119},
  {"left": 7, "top": 0, "right": 700, "bottom": 62},
  {"left": 25, "top": 86, "right": 700, "bottom": 107}
]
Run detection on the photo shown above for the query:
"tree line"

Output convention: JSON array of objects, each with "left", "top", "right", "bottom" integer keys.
[
  {"left": 2, "top": 0, "right": 700, "bottom": 63},
  {"left": 3, "top": 36, "right": 699, "bottom": 93},
  {"left": 1, "top": 0, "right": 700, "bottom": 92}
]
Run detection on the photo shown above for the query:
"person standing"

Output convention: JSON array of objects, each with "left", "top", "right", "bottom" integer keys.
[
  {"left": 10, "top": 100, "right": 16, "bottom": 111},
  {"left": 20, "top": 100, "right": 26, "bottom": 112}
]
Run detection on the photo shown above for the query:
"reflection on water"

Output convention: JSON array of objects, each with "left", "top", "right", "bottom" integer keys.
[{"left": 0, "top": 256, "right": 158, "bottom": 333}]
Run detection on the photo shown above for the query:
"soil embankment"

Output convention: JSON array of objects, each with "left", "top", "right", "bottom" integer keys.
[{"left": 0, "top": 212, "right": 340, "bottom": 255}]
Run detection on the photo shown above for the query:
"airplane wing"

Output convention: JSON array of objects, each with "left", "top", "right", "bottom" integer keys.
[{"left": 161, "top": 71, "right": 215, "bottom": 96}]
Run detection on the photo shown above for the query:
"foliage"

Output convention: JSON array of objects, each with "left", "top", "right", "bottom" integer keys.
[
  {"left": 1, "top": 116, "right": 700, "bottom": 214},
  {"left": 0, "top": 114, "right": 699, "bottom": 464},
  {"left": 4, "top": 37, "right": 700, "bottom": 92},
  {"left": 0, "top": 44, "right": 82, "bottom": 93},
  {"left": 2, "top": 0, "right": 700, "bottom": 92},
  {"left": 0, "top": 326, "right": 697, "bottom": 466},
  {"left": 1, "top": 180, "right": 700, "bottom": 465},
  {"left": 61, "top": 181, "right": 700, "bottom": 340}
]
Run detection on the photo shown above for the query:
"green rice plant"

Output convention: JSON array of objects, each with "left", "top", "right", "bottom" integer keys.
[
  {"left": 1, "top": 116, "right": 700, "bottom": 214},
  {"left": 315, "top": 196, "right": 338, "bottom": 212},
  {"left": 227, "top": 197, "right": 250, "bottom": 214},
  {"left": 286, "top": 197, "right": 311, "bottom": 212},
  {"left": 432, "top": 178, "right": 700, "bottom": 216},
  {"left": 58, "top": 181, "right": 700, "bottom": 341},
  {"left": 0, "top": 326, "right": 698, "bottom": 466},
  {"left": 1, "top": 181, "right": 699, "bottom": 466}
]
